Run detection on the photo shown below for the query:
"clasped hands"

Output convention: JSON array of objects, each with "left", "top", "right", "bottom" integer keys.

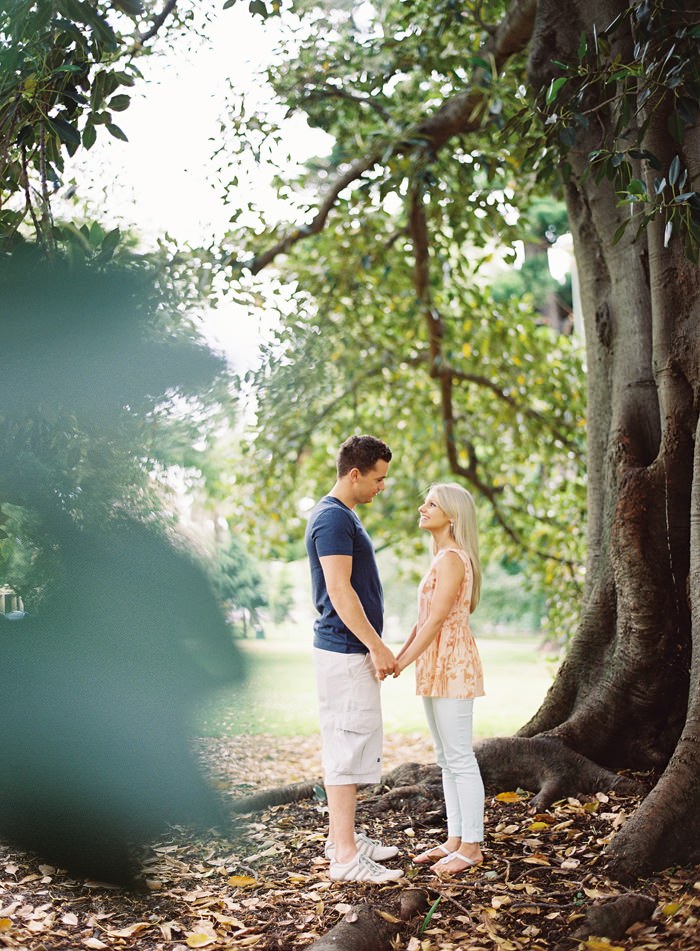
[{"left": 371, "top": 646, "right": 405, "bottom": 682}]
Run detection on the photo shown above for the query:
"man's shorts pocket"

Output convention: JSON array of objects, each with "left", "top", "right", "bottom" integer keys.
[{"left": 333, "top": 709, "right": 381, "bottom": 777}]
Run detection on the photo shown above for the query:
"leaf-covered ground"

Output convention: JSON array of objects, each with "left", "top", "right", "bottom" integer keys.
[{"left": 1, "top": 733, "right": 700, "bottom": 950}]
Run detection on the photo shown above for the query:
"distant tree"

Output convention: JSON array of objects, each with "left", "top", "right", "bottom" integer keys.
[
  {"left": 267, "top": 563, "right": 295, "bottom": 625},
  {"left": 209, "top": 534, "right": 268, "bottom": 637},
  {"left": 491, "top": 198, "right": 574, "bottom": 334}
]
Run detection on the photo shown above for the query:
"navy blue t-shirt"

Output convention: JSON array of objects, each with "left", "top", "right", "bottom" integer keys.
[{"left": 305, "top": 496, "right": 384, "bottom": 654}]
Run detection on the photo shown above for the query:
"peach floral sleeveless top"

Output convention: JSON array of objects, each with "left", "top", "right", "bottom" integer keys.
[{"left": 415, "top": 547, "right": 485, "bottom": 699}]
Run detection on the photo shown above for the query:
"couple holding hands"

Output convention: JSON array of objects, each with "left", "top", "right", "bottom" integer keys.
[{"left": 305, "top": 434, "right": 485, "bottom": 884}]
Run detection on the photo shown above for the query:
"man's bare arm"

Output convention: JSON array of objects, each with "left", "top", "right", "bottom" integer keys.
[{"left": 319, "top": 554, "right": 397, "bottom": 678}]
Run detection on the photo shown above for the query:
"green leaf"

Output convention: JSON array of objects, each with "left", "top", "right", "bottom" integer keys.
[
  {"left": 667, "top": 111, "right": 685, "bottom": 144},
  {"left": 577, "top": 31, "right": 588, "bottom": 60},
  {"left": 558, "top": 126, "right": 576, "bottom": 148},
  {"left": 223, "top": 0, "right": 238, "bottom": 7},
  {"left": 89, "top": 221, "right": 106, "bottom": 246},
  {"left": 668, "top": 155, "right": 681, "bottom": 187},
  {"left": 626, "top": 179, "right": 646, "bottom": 197},
  {"left": 419, "top": 897, "right": 442, "bottom": 937},
  {"left": 106, "top": 122, "right": 128, "bottom": 142},
  {"left": 96, "top": 228, "right": 121, "bottom": 262},
  {"left": 82, "top": 123, "right": 97, "bottom": 149},
  {"left": 546, "top": 77, "right": 568, "bottom": 105},
  {"left": 47, "top": 116, "right": 81, "bottom": 146},
  {"left": 108, "top": 94, "right": 131, "bottom": 112},
  {"left": 110, "top": 0, "right": 143, "bottom": 15},
  {"left": 611, "top": 219, "right": 630, "bottom": 245}
]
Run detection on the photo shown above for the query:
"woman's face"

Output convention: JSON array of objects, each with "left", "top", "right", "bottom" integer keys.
[{"left": 418, "top": 493, "right": 450, "bottom": 533}]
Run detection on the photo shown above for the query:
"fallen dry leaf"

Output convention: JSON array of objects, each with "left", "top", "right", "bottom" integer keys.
[
  {"left": 1, "top": 733, "right": 699, "bottom": 951},
  {"left": 228, "top": 874, "right": 258, "bottom": 887},
  {"left": 186, "top": 934, "right": 218, "bottom": 948},
  {"left": 495, "top": 791, "right": 524, "bottom": 803}
]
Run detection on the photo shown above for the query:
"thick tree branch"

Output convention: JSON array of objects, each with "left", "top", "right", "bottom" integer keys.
[
  {"left": 449, "top": 367, "right": 582, "bottom": 453},
  {"left": 414, "top": 0, "right": 537, "bottom": 150},
  {"left": 241, "top": 0, "right": 537, "bottom": 274},
  {"left": 136, "top": 0, "right": 178, "bottom": 45},
  {"left": 301, "top": 83, "right": 392, "bottom": 121},
  {"left": 243, "top": 153, "right": 380, "bottom": 274}
]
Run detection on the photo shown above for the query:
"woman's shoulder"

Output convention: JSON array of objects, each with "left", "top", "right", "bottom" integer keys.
[
  {"left": 433, "top": 547, "right": 469, "bottom": 573},
  {"left": 434, "top": 546, "right": 469, "bottom": 563}
]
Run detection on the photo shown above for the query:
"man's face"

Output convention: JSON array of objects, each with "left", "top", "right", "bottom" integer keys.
[{"left": 351, "top": 459, "right": 390, "bottom": 505}]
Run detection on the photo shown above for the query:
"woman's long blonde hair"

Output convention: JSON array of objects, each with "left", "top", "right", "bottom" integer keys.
[{"left": 428, "top": 482, "right": 481, "bottom": 611}]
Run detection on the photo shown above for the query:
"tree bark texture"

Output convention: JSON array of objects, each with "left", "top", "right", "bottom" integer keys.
[
  {"left": 305, "top": 904, "right": 397, "bottom": 951},
  {"left": 494, "top": 0, "right": 700, "bottom": 878}
]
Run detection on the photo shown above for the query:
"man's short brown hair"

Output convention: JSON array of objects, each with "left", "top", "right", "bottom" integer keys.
[{"left": 336, "top": 434, "right": 392, "bottom": 477}]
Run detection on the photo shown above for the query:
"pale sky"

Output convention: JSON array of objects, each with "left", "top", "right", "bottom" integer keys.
[{"left": 65, "top": 3, "right": 330, "bottom": 370}]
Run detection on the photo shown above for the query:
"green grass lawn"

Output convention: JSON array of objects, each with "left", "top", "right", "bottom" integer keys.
[{"left": 195, "top": 635, "right": 556, "bottom": 739}]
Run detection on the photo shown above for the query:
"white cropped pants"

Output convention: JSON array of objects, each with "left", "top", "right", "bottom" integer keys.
[{"left": 422, "top": 696, "right": 484, "bottom": 842}]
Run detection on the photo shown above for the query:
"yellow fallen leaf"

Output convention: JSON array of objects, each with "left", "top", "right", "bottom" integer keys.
[
  {"left": 0, "top": 920, "right": 12, "bottom": 932},
  {"left": 376, "top": 910, "right": 401, "bottom": 923},
  {"left": 529, "top": 822, "right": 549, "bottom": 832},
  {"left": 661, "top": 902, "right": 682, "bottom": 916},
  {"left": 227, "top": 875, "right": 257, "bottom": 888},
  {"left": 105, "top": 922, "right": 151, "bottom": 938},
  {"left": 186, "top": 935, "right": 217, "bottom": 949},
  {"left": 495, "top": 792, "right": 523, "bottom": 803},
  {"left": 213, "top": 913, "right": 247, "bottom": 928},
  {"left": 584, "top": 941, "right": 625, "bottom": 951}
]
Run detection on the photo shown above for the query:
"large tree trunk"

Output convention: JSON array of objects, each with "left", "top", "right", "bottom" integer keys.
[{"left": 477, "top": 0, "right": 700, "bottom": 878}]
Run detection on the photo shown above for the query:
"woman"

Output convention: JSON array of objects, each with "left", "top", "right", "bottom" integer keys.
[{"left": 395, "top": 482, "right": 485, "bottom": 875}]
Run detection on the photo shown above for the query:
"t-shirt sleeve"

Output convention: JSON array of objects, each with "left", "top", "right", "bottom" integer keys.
[{"left": 312, "top": 507, "right": 355, "bottom": 557}]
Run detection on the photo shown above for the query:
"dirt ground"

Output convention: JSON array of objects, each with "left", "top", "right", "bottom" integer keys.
[{"left": 1, "top": 732, "right": 700, "bottom": 950}]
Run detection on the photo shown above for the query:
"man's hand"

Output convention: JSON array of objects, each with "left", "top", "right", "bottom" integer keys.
[{"left": 370, "top": 642, "right": 398, "bottom": 681}]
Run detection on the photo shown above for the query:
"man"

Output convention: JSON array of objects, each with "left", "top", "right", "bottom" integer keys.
[{"left": 305, "top": 434, "right": 404, "bottom": 883}]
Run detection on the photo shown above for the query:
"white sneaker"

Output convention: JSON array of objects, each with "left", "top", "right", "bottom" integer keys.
[
  {"left": 324, "top": 832, "right": 399, "bottom": 862},
  {"left": 329, "top": 852, "right": 404, "bottom": 883}
]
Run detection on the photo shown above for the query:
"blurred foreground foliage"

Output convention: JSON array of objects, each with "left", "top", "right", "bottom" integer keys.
[{"left": 0, "top": 249, "right": 242, "bottom": 886}]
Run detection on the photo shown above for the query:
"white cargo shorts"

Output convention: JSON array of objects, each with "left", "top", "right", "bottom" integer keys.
[{"left": 313, "top": 647, "right": 383, "bottom": 786}]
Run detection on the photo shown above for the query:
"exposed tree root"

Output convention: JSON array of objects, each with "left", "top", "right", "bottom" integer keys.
[
  {"left": 571, "top": 892, "right": 656, "bottom": 941},
  {"left": 304, "top": 903, "right": 397, "bottom": 950},
  {"left": 474, "top": 735, "right": 648, "bottom": 808},
  {"left": 230, "top": 782, "right": 319, "bottom": 814},
  {"left": 229, "top": 734, "right": 648, "bottom": 820},
  {"left": 399, "top": 888, "right": 431, "bottom": 921}
]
